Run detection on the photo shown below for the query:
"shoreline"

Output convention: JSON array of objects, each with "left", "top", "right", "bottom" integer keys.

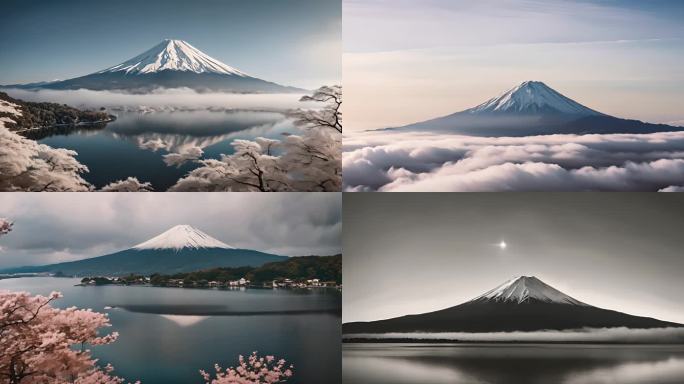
[
  {"left": 115, "top": 304, "right": 341, "bottom": 316},
  {"left": 0, "top": 275, "right": 341, "bottom": 290},
  {"left": 14, "top": 115, "right": 116, "bottom": 134},
  {"left": 76, "top": 282, "right": 342, "bottom": 291}
]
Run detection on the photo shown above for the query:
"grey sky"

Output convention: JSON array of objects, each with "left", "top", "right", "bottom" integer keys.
[
  {"left": 343, "top": 193, "right": 684, "bottom": 324},
  {"left": 0, "top": 0, "right": 340, "bottom": 89},
  {"left": 0, "top": 193, "right": 341, "bottom": 268}
]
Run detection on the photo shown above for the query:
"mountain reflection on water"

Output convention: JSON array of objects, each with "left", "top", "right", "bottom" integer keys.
[
  {"left": 1, "top": 277, "right": 341, "bottom": 384},
  {"left": 30, "top": 109, "right": 299, "bottom": 190},
  {"left": 343, "top": 343, "right": 684, "bottom": 384}
]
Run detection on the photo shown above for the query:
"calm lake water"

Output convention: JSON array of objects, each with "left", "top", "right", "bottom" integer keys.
[
  {"left": 1, "top": 277, "right": 341, "bottom": 384},
  {"left": 26, "top": 110, "right": 297, "bottom": 190},
  {"left": 343, "top": 343, "right": 684, "bottom": 384}
]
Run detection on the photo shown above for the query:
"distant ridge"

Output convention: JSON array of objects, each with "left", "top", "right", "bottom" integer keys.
[
  {"left": 343, "top": 276, "right": 682, "bottom": 333},
  {"left": 0, "top": 225, "right": 286, "bottom": 276},
  {"left": 2, "top": 39, "right": 305, "bottom": 93},
  {"left": 387, "top": 81, "right": 684, "bottom": 136}
]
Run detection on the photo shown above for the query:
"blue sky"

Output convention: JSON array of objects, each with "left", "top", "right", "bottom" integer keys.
[
  {"left": 343, "top": 0, "right": 684, "bottom": 130},
  {"left": 0, "top": 0, "right": 340, "bottom": 89}
]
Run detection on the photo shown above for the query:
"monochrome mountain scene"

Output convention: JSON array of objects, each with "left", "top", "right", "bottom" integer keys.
[
  {"left": 3, "top": 39, "right": 304, "bottom": 94},
  {"left": 387, "top": 81, "right": 684, "bottom": 136},
  {"left": 343, "top": 193, "right": 684, "bottom": 383},
  {"left": 343, "top": 276, "right": 682, "bottom": 334},
  {"left": 0, "top": 224, "right": 286, "bottom": 276}
]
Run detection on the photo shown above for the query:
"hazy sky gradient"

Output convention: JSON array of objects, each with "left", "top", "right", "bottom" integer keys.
[
  {"left": 343, "top": 193, "right": 684, "bottom": 324},
  {"left": 0, "top": 0, "right": 340, "bottom": 89},
  {"left": 343, "top": 0, "right": 684, "bottom": 131},
  {"left": 0, "top": 193, "right": 341, "bottom": 268}
]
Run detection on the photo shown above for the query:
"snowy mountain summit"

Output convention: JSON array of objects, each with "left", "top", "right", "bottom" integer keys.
[
  {"left": 467, "top": 81, "right": 603, "bottom": 116},
  {"left": 471, "top": 276, "right": 588, "bottom": 306},
  {"left": 133, "top": 224, "right": 234, "bottom": 251},
  {"left": 343, "top": 273, "right": 682, "bottom": 334},
  {"left": 0, "top": 224, "right": 286, "bottom": 276},
  {"left": 97, "top": 39, "right": 249, "bottom": 76},
  {"left": 388, "top": 80, "right": 684, "bottom": 135},
  {"left": 3, "top": 39, "right": 303, "bottom": 93}
]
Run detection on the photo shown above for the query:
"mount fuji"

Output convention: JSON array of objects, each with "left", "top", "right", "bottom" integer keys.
[
  {"left": 0, "top": 225, "right": 286, "bottom": 276},
  {"left": 343, "top": 276, "right": 682, "bottom": 334},
  {"left": 4, "top": 39, "right": 304, "bottom": 93},
  {"left": 389, "top": 81, "right": 683, "bottom": 136}
]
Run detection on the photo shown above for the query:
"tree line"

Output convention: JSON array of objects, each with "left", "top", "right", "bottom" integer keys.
[{"left": 0, "top": 92, "right": 111, "bottom": 131}]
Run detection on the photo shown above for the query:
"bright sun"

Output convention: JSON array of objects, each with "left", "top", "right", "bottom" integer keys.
[{"left": 499, "top": 241, "right": 507, "bottom": 250}]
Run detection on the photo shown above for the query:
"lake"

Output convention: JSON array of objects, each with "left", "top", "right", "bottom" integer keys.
[
  {"left": 1, "top": 277, "right": 341, "bottom": 384},
  {"left": 343, "top": 343, "right": 684, "bottom": 384},
  {"left": 24, "top": 110, "right": 298, "bottom": 190}
]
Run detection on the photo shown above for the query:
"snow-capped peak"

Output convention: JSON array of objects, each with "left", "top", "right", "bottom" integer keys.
[
  {"left": 132, "top": 224, "right": 234, "bottom": 251},
  {"left": 466, "top": 81, "right": 603, "bottom": 116},
  {"left": 470, "top": 276, "right": 588, "bottom": 306},
  {"left": 97, "top": 39, "right": 249, "bottom": 77}
]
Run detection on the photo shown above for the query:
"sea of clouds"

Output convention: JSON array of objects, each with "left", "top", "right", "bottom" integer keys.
[{"left": 343, "top": 130, "right": 684, "bottom": 191}]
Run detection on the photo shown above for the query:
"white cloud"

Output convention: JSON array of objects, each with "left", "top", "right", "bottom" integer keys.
[
  {"left": 660, "top": 185, "right": 684, "bottom": 192},
  {"left": 343, "top": 131, "right": 684, "bottom": 191},
  {"left": 344, "top": 327, "right": 684, "bottom": 343},
  {"left": 3, "top": 88, "right": 314, "bottom": 111}
]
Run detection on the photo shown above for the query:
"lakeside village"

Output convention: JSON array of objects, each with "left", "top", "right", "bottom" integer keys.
[{"left": 79, "top": 274, "right": 340, "bottom": 290}]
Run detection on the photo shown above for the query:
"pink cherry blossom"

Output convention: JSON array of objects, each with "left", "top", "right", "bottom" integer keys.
[
  {"left": 0, "top": 290, "right": 131, "bottom": 384},
  {"left": 1, "top": 290, "right": 294, "bottom": 384},
  {"left": 199, "top": 352, "right": 294, "bottom": 384}
]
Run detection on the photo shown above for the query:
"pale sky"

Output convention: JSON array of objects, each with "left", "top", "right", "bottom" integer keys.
[
  {"left": 343, "top": 0, "right": 684, "bottom": 131},
  {"left": 343, "top": 193, "right": 684, "bottom": 325}
]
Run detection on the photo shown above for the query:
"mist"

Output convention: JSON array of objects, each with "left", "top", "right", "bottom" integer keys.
[
  {"left": 344, "top": 327, "right": 684, "bottom": 344},
  {"left": 3, "top": 88, "right": 316, "bottom": 111}
]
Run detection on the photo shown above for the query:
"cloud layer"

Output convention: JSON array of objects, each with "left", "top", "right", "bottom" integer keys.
[
  {"left": 343, "top": 131, "right": 684, "bottom": 191},
  {"left": 344, "top": 327, "right": 684, "bottom": 343},
  {"left": 4, "top": 88, "right": 314, "bottom": 111}
]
